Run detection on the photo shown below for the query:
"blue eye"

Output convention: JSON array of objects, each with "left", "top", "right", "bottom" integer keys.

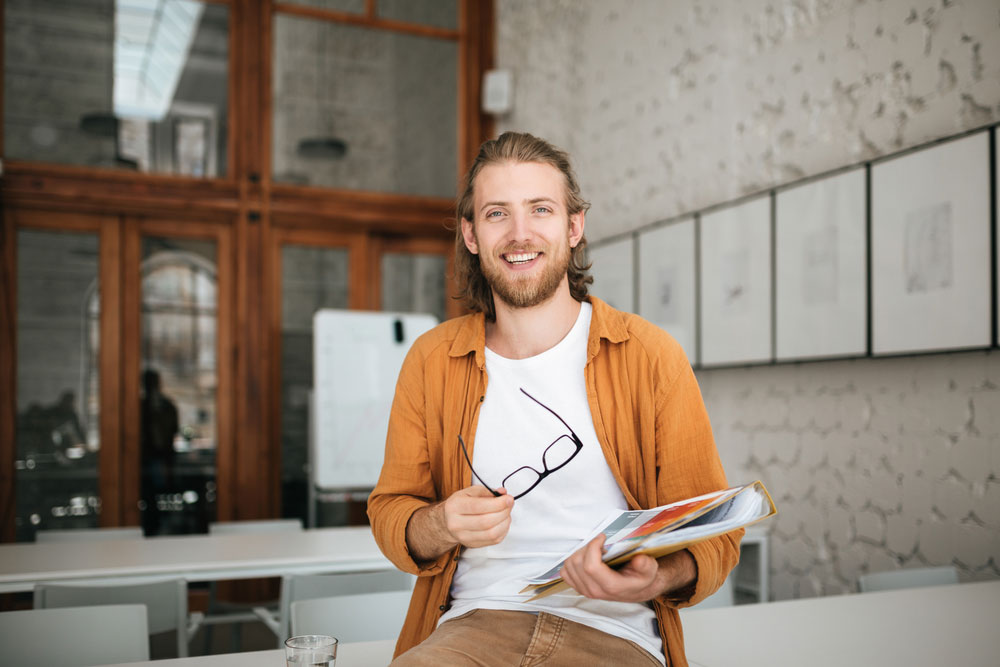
[{"left": 534, "top": 206, "right": 551, "bottom": 214}]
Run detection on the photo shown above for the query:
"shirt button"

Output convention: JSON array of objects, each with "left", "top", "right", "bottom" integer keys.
[{"left": 439, "top": 605, "right": 448, "bottom": 611}]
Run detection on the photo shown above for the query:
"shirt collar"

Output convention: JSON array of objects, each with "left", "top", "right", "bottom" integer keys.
[{"left": 585, "top": 295, "right": 629, "bottom": 361}]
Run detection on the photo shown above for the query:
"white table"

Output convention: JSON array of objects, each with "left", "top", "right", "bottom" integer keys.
[
  {"left": 100, "top": 640, "right": 396, "bottom": 667},
  {"left": 683, "top": 580, "right": 1000, "bottom": 666},
  {"left": 0, "top": 526, "right": 391, "bottom": 593}
]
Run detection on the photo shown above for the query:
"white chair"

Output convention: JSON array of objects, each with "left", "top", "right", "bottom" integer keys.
[
  {"left": 0, "top": 604, "right": 149, "bottom": 666},
  {"left": 290, "top": 590, "right": 412, "bottom": 643},
  {"left": 35, "top": 526, "right": 144, "bottom": 542},
  {"left": 274, "top": 569, "right": 416, "bottom": 645},
  {"left": 858, "top": 565, "right": 959, "bottom": 593},
  {"left": 203, "top": 519, "right": 304, "bottom": 649},
  {"left": 33, "top": 578, "right": 202, "bottom": 658}
]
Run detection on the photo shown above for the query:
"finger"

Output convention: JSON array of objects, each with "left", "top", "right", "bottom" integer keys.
[
  {"left": 563, "top": 535, "right": 606, "bottom": 598},
  {"left": 453, "top": 489, "right": 514, "bottom": 515},
  {"left": 458, "top": 513, "right": 512, "bottom": 547},
  {"left": 622, "top": 554, "right": 658, "bottom": 580}
]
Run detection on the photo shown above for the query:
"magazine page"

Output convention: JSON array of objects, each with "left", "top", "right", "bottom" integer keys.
[{"left": 525, "top": 485, "right": 745, "bottom": 585}]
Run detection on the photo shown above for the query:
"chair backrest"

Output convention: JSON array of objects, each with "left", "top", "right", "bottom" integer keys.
[
  {"left": 290, "top": 590, "right": 411, "bottom": 643},
  {"left": 278, "top": 569, "right": 415, "bottom": 643},
  {"left": 208, "top": 518, "right": 303, "bottom": 535},
  {"left": 35, "top": 527, "right": 144, "bottom": 543},
  {"left": 34, "top": 578, "right": 191, "bottom": 657},
  {"left": 858, "top": 566, "right": 959, "bottom": 593},
  {"left": 0, "top": 604, "right": 149, "bottom": 666}
]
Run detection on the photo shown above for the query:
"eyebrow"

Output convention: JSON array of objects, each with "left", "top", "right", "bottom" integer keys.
[{"left": 479, "top": 197, "right": 559, "bottom": 214}]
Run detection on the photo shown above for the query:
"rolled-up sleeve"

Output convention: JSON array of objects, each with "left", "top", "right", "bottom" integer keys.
[
  {"left": 367, "top": 342, "right": 453, "bottom": 576},
  {"left": 654, "top": 358, "right": 742, "bottom": 608}
]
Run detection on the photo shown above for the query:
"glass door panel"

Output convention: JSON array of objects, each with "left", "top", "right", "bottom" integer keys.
[
  {"left": 381, "top": 252, "right": 447, "bottom": 323},
  {"left": 4, "top": 0, "right": 230, "bottom": 176},
  {"left": 279, "top": 244, "right": 349, "bottom": 524},
  {"left": 139, "top": 236, "right": 218, "bottom": 535},
  {"left": 376, "top": 0, "right": 458, "bottom": 30},
  {"left": 271, "top": 13, "right": 457, "bottom": 195},
  {"left": 16, "top": 229, "right": 101, "bottom": 541}
]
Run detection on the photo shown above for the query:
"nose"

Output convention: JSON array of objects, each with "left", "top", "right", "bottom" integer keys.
[{"left": 508, "top": 210, "right": 531, "bottom": 243}]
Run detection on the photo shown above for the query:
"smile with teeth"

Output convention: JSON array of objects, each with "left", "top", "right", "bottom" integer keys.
[{"left": 503, "top": 252, "right": 540, "bottom": 265}]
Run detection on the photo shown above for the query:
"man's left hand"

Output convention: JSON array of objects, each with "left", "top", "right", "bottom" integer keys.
[{"left": 559, "top": 534, "right": 696, "bottom": 603}]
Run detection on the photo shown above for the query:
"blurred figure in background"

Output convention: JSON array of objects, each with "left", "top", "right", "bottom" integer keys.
[{"left": 141, "top": 368, "right": 178, "bottom": 536}]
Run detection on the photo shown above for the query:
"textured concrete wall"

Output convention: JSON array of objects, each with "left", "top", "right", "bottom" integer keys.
[
  {"left": 495, "top": 0, "right": 1000, "bottom": 600},
  {"left": 497, "top": 0, "right": 1000, "bottom": 238}
]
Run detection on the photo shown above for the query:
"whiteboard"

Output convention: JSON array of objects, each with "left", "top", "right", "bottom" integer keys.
[{"left": 312, "top": 310, "right": 437, "bottom": 490}]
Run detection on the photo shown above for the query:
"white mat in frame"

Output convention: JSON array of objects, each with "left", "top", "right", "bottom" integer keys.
[
  {"left": 871, "top": 131, "right": 991, "bottom": 355},
  {"left": 775, "top": 167, "right": 867, "bottom": 361},
  {"left": 588, "top": 235, "right": 635, "bottom": 313},
  {"left": 637, "top": 217, "right": 697, "bottom": 364},
  {"left": 699, "top": 195, "right": 772, "bottom": 366}
]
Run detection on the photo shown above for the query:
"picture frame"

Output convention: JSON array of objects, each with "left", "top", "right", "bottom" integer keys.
[
  {"left": 871, "top": 131, "right": 991, "bottom": 355},
  {"left": 775, "top": 167, "right": 867, "bottom": 361},
  {"left": 173, "top": 116, "right": 210, "bottom": 177},
  {"left": 699, "top": 196, "right": 772, "bottom": 366},
  {"left": 637, "top": 217, "right": 697, "bottom": 364},
  {"left": 588, "top": 235, "right": 635, "bottom": 313}
]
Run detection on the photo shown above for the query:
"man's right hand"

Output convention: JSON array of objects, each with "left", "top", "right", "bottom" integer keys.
[{"left": 406, "top": 486, "right": 514, "bottom": 562}]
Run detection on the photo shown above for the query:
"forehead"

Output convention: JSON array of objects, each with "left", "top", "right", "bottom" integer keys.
[{"left": 473, "top": 161, "right": 567, "bottom": 206}]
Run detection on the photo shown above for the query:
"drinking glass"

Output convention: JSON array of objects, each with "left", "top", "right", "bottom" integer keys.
[{"left": 285, "top": 634, "right": 338, "bottom": 666}]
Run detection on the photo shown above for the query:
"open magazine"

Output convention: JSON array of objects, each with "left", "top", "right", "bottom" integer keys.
[{"left": 520, "top": 480, "right": 776, "bottom": 600}]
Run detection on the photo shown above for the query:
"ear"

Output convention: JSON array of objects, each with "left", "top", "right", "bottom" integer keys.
[
  {"left": 568, "top": 210, "right": 585, "bottom": 248},
  {"left": 461, "top": 217, "right": 479, "bottom": 255}
]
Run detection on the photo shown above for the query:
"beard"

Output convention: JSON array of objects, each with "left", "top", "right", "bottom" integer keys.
[{"left": 478, "top": 233, "right": 572, "bottom": 310}]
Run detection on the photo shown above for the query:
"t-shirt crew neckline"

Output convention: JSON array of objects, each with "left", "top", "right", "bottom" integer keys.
[{"left": 484, "top": 301, "right": 591, "bottom": 367}]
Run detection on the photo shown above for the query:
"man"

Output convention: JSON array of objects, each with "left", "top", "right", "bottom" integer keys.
[{"left": 369, "top": 132, "right": 740, "bottom": 666}]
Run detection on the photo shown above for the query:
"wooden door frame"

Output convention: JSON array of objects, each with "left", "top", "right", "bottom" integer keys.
[{"left": 0, "top": 0, "right": 494, "bottom": 540}]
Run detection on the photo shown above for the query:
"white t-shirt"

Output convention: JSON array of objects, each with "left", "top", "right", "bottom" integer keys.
[{"left": 439, "top": 302, "right": 664, "bottom": 664}]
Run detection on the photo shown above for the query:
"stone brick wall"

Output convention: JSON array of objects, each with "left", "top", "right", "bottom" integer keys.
[
  {"left": 698, "top": 351, "right": 1000, "bottom": 598},
  {"left": 495, "top": 0, "right": 1000, "bottom": 599}
]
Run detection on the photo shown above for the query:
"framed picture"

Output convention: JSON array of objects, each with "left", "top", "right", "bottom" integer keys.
[
  {"left": 173, "top": 116, "right": 210, "bottom": 177},
  {"left": 775, "top": 167, "right": 867, "bottom": 360},
  {"left": 871, "top": 131, "right": 991, "bottom": 355},
  {"left": 699, "top": 196, "right": 772, "bottom": 366},
  {"left": 588, "top": 236, "right": 635, "bottom": 313},
  {"left": 637, "top": 217, "right": 697, "bottom": 363}
]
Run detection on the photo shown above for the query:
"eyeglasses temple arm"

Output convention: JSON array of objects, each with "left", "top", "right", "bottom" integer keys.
[
  {"left": 458, "top": 435, "right": 502, "bottom": 497},
  {"left": 519, "top": 388, "right": 583, "bottom": 444}
]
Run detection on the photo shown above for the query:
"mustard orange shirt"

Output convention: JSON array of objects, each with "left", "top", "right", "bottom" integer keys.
[{"left": 368, "top": 296, "right": 742, "bottom": 667}]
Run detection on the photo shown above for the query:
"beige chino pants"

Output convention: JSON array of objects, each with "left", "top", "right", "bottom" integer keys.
[{"left": 391, "top": 608, "right": 663, "bottom": 667}]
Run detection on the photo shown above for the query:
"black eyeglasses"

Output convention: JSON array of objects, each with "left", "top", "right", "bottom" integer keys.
[{"left": 458, "top": 388, "right": 583, "bottom": 500}]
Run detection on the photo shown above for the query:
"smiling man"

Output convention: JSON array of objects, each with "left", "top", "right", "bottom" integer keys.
[{"left": 368, "top": 132, "right": 740, "bottom": 667}]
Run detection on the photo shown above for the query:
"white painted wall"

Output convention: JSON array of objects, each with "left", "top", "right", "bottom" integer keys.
[{"left": 496, "top": 0, "right": 1000, "bottom": 599}]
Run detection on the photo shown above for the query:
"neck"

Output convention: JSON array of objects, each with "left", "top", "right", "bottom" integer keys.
[{"left": 485, "top": 281, "right": 583, "bottom": 359}]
